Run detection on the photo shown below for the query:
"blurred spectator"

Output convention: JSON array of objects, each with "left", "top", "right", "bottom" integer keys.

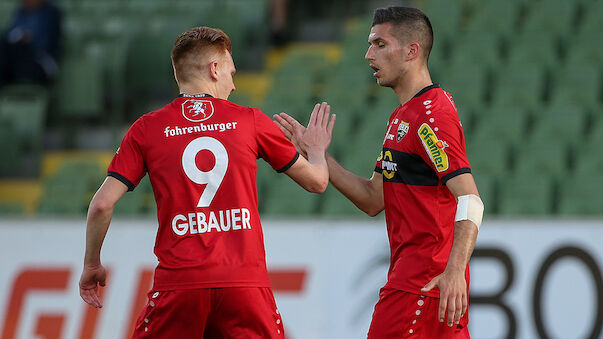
[{"left": 0, "top": 0, "right": 61, "bottom": 87}]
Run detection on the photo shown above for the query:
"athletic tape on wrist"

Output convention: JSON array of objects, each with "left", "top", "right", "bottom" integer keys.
[{"left": 454, "top": 194, "right": 484, "bottom": 230}]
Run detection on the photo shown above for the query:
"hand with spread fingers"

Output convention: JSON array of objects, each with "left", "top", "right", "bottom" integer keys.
[
  {"left": 421, "top": 268, "right": 468, "bottom": 327},
  {"left": 274, "top": 102, "right": 336, "bottom": 157},
  {"left": 79, "top": 264, "right": 107, "bottom": 308}
]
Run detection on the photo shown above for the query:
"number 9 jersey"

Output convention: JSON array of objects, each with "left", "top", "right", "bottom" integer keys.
[{"left": 107, "top": 95, "right": 299, "bottom": 291}]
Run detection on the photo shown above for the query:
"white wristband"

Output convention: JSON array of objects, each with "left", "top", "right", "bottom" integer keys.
[{"left": 455, "top": 194, "right": 484, "bottom": 230}]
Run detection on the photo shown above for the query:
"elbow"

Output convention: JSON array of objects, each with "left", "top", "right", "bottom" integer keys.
[
  {"left": 88, "top": 198, "right": 114, "bottom": 217},
  {"left": 362, "top": 201, "right": 384, "bottom": 217},
  {"left": 305, "top": 177, "right": 329, "bottom": 193}
]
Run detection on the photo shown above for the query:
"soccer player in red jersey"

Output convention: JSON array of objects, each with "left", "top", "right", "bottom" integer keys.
[
  {"left": 78, "top": 26, "right": 335, "bottom": 338},
  {"left": 275, "top": 7, "right": 483, "bottom": 338}
]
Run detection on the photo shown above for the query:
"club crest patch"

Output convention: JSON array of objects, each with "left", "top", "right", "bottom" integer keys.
[
  {"left": 397, "top": 121, "right": 409, "bottom": 142},
  {"left": 182, "top": 99, "right": 214, "bottom": 122},
  {"left": 418, "top": 123, "right": 449, "bottom": 172}
]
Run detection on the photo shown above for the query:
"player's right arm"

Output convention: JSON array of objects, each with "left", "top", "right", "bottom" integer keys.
[
  {"left": 274, "top": 112, "right": 384, "bottom": 216},
  {"left": 79, "top": 176, "right": 128, "bottom": 308}
]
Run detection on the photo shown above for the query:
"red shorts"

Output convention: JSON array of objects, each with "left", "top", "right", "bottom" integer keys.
[
  {"left": 367, "top": 288, "right": 470, "bottom": 339},
  {"left": 131, "top": 287, "right": 284, "bottom": 339}
]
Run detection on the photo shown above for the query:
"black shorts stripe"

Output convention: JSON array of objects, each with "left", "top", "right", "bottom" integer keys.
[
  {"left": 441, "top": 167, "right": 471, "bottom": 185},
  {"left": 108, "top": 171, "right": 136, "bottom": 191},
  {"left": 276, "top": 152, "right": 300, "bottom": 173}
]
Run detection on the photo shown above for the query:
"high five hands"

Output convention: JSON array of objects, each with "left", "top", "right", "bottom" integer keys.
[{"left": 273, "top": 102, "right": 336, "bottom": 156}]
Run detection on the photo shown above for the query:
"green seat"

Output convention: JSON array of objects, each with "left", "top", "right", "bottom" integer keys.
[
  {"left": 466, "top": 0, "right": 519, "bottom": 39},
  {"left": 551, "top": 62, "right": 601, "bottom": 112},
  {"left": 114, "top": 176, "right": 152, "bottom": 216},
  {"left": 449, "top": 30, "right": 502, "bottom": 69},
  {"left": 530, "top": 102, "right": 586, "bottom": 148},
  {"left": 508, "top": 31, "right": 560, "bottom": 69},
  {"left": 439, "top": 62, "right": 487, "bottom": 113},
  {"left": 573, "top": 142, "right": 603, "bottom": 177},
  {"left": 38, "top": 175, "right": 89, "bottom": 215},
  {"left": 466, "top": 138, "right": 509, "bottom": 178},
  {"left": 498, "top": 174, "right": 554, "bottom": 215},
  {"left": 0, "top": 119, "right": 22, "bottom": 176},
  {"left": 522, "top": 0, "right": 577, "bottom": 37},
  {"left": 0, "top": 85, "right": 48, "bottom": 152},
  {"left": 558, "top": 175, "right": 603, "bottom": 215},
  {"left": 318, "top": 186, "right": 368, "bottom": 217},
  {"left": 472, "top": 173, "right": 497, "bottom": 215},
  {"left": 472, "top": 106, "right": 528, "bottom": 148},
  {"left": 491, "top": 61, "right": 546, "bottom": 110},
  {"left": 419, "top": 0, "right": 462, "bottom": 40},
  {"left": 514, "top": 140, "right": 568, "bottom": 179},
  {"left": 261, "top": 174, "right": 319, "bottom": 216},
  {"left": 55, "top": 56, "right": 104, "bottom": 119}
]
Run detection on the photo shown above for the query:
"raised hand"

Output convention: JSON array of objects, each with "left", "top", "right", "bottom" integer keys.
[
  {"left": 79, "top": 264, "right": 107, "bottom": 308},
  {"left": 274, "top": 102, "right": 336, "bottom": 156}
]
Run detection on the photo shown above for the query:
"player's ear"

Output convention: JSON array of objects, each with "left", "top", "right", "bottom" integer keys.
[
  {"left": 209, "top": 60, "right": 219, "bottom": 81},
  {"left": 407, "top": 41, "right": 420, "bottom": 62}
]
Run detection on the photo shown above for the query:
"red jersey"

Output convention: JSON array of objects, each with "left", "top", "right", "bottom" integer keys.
[
  {"left": 108, "top": 95, "right": 299, "bottom": 290},
  {"left": 375, "top": 84, "right": 471, "bottom": 298}
]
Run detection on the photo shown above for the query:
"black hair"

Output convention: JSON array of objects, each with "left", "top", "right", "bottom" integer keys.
[{"left": 372, "top": 6, "right": 433, "bottom": 61}]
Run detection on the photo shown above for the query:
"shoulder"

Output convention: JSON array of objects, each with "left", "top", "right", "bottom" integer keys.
[{"left": 414, "top": 88, "right": 459, "bottom": 124}]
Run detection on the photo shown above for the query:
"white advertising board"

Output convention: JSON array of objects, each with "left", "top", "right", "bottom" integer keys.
[{"left": 0, "top": 219, "right": 601, "bottom": 339}]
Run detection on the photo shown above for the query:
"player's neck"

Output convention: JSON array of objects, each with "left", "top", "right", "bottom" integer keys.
[
  {"left": 178, "top": 81, "right": 217, "bottom": 98},
  {"left": 392, "top": 66, "right": 432, "bottom": 106}
]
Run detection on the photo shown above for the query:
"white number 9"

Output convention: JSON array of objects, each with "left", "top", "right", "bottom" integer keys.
[{"left": 182, "top": 137, "right": 228, "bottom": 207}]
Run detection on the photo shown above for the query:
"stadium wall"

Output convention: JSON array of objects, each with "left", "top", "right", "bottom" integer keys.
[{"left": 0, "top": 219, "right": 602, "bottom": 339}]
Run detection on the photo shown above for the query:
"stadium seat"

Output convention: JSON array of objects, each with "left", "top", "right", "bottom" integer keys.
[
  {"left": 551, "top": 61, "right": 601, "bottom": 112},
  {"left": 466, "top": 137, "right": 509, "bottom": 178},
  {"left": 472, "top": 106, "right": 528, "bottom": 148},
  {"left": 448, "top": 30, "right": 502, "bottom": 69},
  {"left": 318, "top": 186, "right": 367, "bottom": 217},
  {"left": 491, "top": 61, "right": 546, "bottom": 111},
  {"left": 529, "top": 102, "right": 587, "bottom": 148},
  {"left": 55, "top": 56, "right": 104, "bottom": 119},
  {"left": 0, "top": 118, "right": 22, "bottom": 177},
  {"left": 558, "top": 175, "right": 603, "bottom": 215},
  {"left": 261, "top": 174, "right": 319, "bottom": 216},
  {"left": 508, "top": 31, "right": 560, "bottom": 69},
  {"left": 573, "top": 139, "right": 603, "bottom": 177},
  {"left": 439, "top": 61, "right": 487, "bottom": 113},
  {"left": 498, "top": 173, "right": 554, "bottom": 215},
  {"left": 522, "top": 0, "right": 578, "bottom": 38},
  {"left": 472, "top": 173, "right": 497, "bottom": 215},
  {"left": 514, "top": 139, "right": 569, "bottom": 179},
  {"left": 419, "top": 1, "right": 462, "bottom": 41},
  {"left": 113, "top": 176, "right": 152, "bottom": 216},
  {"left": 465, "top": 0, "right": 519, "bottom": 39},
  {"left": 0, "top": 85, "right": 48, "bottom": 152}
]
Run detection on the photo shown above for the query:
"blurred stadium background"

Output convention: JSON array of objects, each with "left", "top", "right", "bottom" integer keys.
[{"left": 0, "top": 0, "right": 602, "bottom": 338}]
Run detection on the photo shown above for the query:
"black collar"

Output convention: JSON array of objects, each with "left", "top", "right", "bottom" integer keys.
[
  {"left": 178, "top": 93, "right": 213, "bottom": 98},
  {"left": 413, "top": 83, "right": 440, "bottom": 99}
]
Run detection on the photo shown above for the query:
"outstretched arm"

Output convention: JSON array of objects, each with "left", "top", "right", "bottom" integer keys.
[
  {"left": 275, "top": 112, "right": 384, "bottom": 216},
  {"left": 422, "top": 173, "right": 481, "bottom": 327},
  {"left": 79, "top": 176, "right": 128, "bottom": 308}
]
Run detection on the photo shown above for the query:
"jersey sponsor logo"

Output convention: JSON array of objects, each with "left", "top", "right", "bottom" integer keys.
[
  {"left": 418, "top": 123, "right": 449, "bottom": 172},
  {"left": 397, "top": 121, "right": 409, "bottom": 142},
  {"left": 164, "top": 122, "right": 238, "bottom": 138},
  {"left": 182, "top": 99, "right": 214, "bottom": 122},
  {"left": 381, "top": 150, "right": 396, "bottom": 179},
  {"left": 171, "top": 208, "right": 252, "bottom": 236}
]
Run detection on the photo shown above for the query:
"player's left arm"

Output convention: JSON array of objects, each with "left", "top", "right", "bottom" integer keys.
[
  {"left": 79, "top": 176, "right": 128, "bottom": 308},
  {"left": 422, "top": 173, "right": 483, "bottom": 327}
]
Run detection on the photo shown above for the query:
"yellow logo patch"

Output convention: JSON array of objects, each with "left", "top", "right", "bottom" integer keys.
[
  {"left": 418, "top": 123, "right": 448, "bottom": 172},
  {"left": 381, "top": 150, "right": 396, "bottom": 179}
]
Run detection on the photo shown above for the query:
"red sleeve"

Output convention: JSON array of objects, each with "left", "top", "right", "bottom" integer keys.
[
  {"left": 107, "top": 119, "right": 147, "bottom": 191},
  {"left": 414, "top": 107, "right": 471, "bottom": 184},
  {"left": 253, "top": 108, "right": 299, "bottom": 172}
]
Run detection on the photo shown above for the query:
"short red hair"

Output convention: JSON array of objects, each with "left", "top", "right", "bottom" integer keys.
[{"left": 171, "top": 26, "right": 232, "bottom": 83}]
